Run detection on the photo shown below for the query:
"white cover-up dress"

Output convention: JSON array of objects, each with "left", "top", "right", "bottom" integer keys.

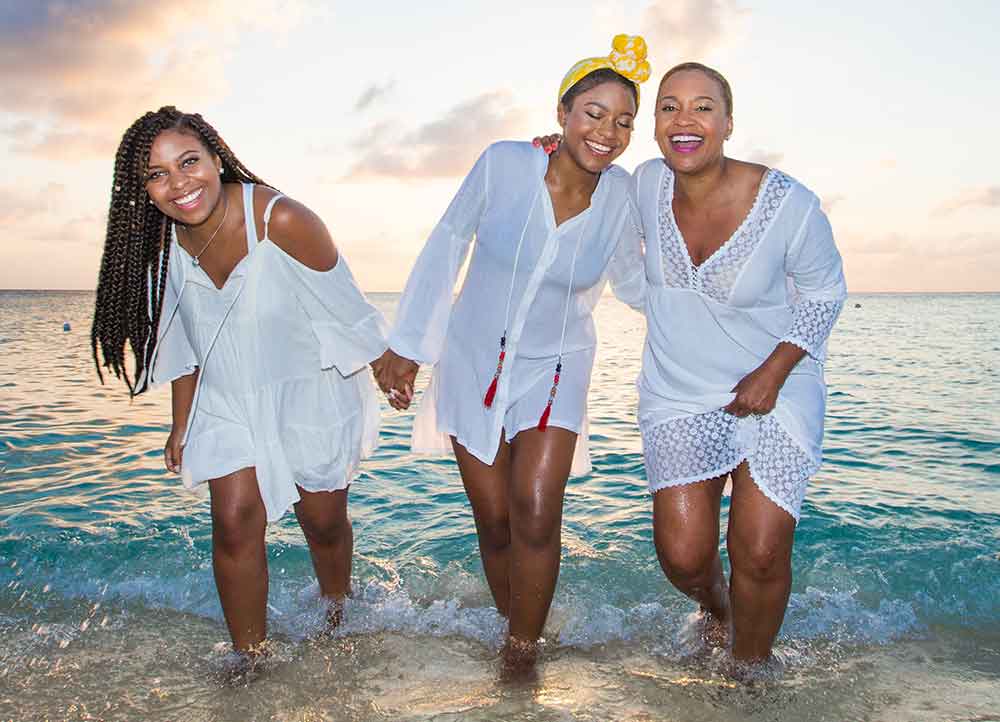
[
  {"left": 138, "top": 183, "right": 388, "bottom": 522},
  {"left": 634, "top": 159, "right": 846, "bottom": 520},
  {"left": 389, "top": 141, "right": 646, "bottom": 476}
]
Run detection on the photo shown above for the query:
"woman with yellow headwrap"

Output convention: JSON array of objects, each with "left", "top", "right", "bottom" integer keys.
[
  {"left": 374, "top": 36, "right": 649, "bottom": 670},
  {"left": 539, "top": 61, "right": 847, "bottom": 668}
]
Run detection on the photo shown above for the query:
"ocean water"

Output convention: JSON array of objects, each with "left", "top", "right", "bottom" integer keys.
[{"left": 0, "top": 290, "right": 998, "bottom": 721}]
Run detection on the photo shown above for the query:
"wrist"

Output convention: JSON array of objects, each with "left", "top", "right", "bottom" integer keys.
[{"left": 758, "top": 356, "right": 792, "bottom": 386}]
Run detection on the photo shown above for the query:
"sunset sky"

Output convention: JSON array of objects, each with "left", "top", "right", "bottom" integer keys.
[{"left": 1, "top": 0, "right": 997, "bottom": 292}]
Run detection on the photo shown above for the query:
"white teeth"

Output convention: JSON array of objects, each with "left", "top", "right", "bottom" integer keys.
[
  {"left": 174, "top": 188, "right": 202, "bottom": 205},
  {"left": 671, "top": 135, "right": 703, "bottom": 143},
  {"left": 585, "top": 140, "right": 612, "bottom": 154}
]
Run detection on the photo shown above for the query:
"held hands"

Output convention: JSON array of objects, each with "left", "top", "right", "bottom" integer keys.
[
  {"left": 372, "top": 349, "right": 419, "bottom": 411},
  {"left": 164, "top": 427, "right": 183, "bottom": 473},
  {"left": 532, "top": 134, "right": 562, "bottom": 155}
]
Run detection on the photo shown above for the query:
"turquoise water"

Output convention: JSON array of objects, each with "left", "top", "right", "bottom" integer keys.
[{"left": 1, "top": 290, "right": 998, "bottom": 721}]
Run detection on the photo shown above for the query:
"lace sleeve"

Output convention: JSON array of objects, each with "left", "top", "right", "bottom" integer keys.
[
  {"left": 781, "top": 199, "right": 847, "bottom": 361},
  {"left": 781, "top": 299, "right": 844, "bottom": 358}
]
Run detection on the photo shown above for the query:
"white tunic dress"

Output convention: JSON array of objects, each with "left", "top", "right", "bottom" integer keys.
[
  {"left": 634, "top": 159, "right": 846, "bottom": 520},
  {"left": 138, "top": 184, "right": 388, "bottom": 522},
  {"left": 390, "top": 142, "right": 646, "bottom": 476}
]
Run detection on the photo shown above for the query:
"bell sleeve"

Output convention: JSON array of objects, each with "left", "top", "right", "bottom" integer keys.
[
  {"left": 606, "top": 196, "right": 646, "bottom": 311},
  {"left": 143, "top": 256, "right": 197, "bottom": 389},
  {"left": 283, "top": 251, "right": 389, "bottom": 377},
  {"left": 388, "top": 146, "right": 490, "bottom": 364},
  {"left": 781, "top": 199, "right": 847, "bottom": 362}
]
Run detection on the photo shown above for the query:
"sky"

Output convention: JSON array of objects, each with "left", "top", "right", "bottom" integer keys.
[{"left": 1, "top": 0, "right": 998, "bottom": 293}]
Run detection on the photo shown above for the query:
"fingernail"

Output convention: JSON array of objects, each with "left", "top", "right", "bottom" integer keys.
[{"left": 532, "top": 139, "right": 540, "bottom": 147}]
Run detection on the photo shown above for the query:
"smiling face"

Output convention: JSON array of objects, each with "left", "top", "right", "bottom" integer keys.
[
  {"left": 654, "top": 69, "right": 733, "bottom": 175},
  {"left": 144, "top": 128, "right": 224, "bottom": 225},
  {"left": 557, "top": 79, "right": 636, "bottom": 174}
]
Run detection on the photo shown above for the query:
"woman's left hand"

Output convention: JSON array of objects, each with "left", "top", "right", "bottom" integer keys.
[
  {"left": 724, "top": 363, "right": 784, "bottom": 417},
  {"left": 532, "top": 134, "right": 562, "bottom": 155}
]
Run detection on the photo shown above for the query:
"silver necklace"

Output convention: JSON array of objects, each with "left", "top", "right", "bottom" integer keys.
[{"left": 187, "top": 193, "right": 230, "bottom": 267}]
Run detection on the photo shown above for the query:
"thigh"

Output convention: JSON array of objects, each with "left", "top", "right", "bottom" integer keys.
[
  {"left": 294, "top": 485, "right": 349, "bottom": 529},
  {"left": 727, "top": 462, "right": 796, "bottom": 564},
  {"left": 652, "top": 475, "right": 728, "bottom": 549},
  {"left": 452, "top": 436, "right": 513, "bottom": 522},
  {"left": 508, "top": 427, "right": 577, "bottom": 518}
]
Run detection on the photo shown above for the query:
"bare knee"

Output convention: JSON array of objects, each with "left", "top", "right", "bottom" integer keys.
[
  {"left": 474, "top": 511, "right": 511, "bottom": 553},
  {"left": 511, "top": 498, "right": 560, "bottom": 550},
  {"left": 213, "top": 499, "right": 266, "bottom": 555},
  {"left": 655, "top": 528, "right": 718, "bottom": 584},
  {"left": 297, "top": 501, "right": 351, "bottom": 548},
  {"left": 730, "top": 538, "right": 790, "bottom": 583}
]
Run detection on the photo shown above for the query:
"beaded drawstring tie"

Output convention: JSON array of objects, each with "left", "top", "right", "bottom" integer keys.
[
  {"left": 536, "top": 212, "right": 584, "bottom": 430},
  {"left": 483, "top": 334, "right": 505, "bottom": 408},
  {"left": 483, "top": 186, "right": 540, "bottom": 409},
  {"left": 483, "top": 180, "right": 589, "bottom": 435}
]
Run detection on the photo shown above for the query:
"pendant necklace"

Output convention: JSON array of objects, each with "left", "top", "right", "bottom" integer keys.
[{"left": 188, "top": 192, "right": 230, "bottom": 267}]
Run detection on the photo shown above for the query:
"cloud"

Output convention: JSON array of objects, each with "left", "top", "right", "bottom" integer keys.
[
  {"left": 355, "top": 81, "right": 396, "bottom": 111},
  {"left": 933, "top": 186, "right": 1000, "bottom": 216},
  {"left": 839, "top": 230, "right": 1000, "bottom": 259},
  {"left": 0, "top": 0, "right": 304, "bottom": 159},
  {"left": 821, "top": 193, "right": 846, "bottom": 214},
  {"left": 345, "top": 90, "right": 531, "bottom": 181},
  {"left": 746, "top": 149, "right": 784, "bottom": 167},
  {"left": 0, "top": 183, "right": 101, "bottom": 245},
  {"left": 0, "top": 183, "right": 66, "bottom": 225},
  {"left": 640, "top": 0, "right": 749, "bottom": 68}
]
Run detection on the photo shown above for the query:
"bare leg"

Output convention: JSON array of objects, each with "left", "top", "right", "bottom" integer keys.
[
  {"left": 209, "top": 467, "right": 268, "bottom": 652},
  {"left": 294, "top": 486, "right": 353, "bottom": 626},
  {"left": 505, "top": 426, "right": 577, "bottom": 664},
  {"left": 651, "top": 475, "right": 731, "bottom": 644},
  {"left": 726, "top": 461, "right": 796, "bottom": 662},
  {"left": 453, "top": 437, "right": 513, "bottom": 616}
]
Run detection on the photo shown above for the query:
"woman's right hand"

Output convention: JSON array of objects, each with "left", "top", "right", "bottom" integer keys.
[
  {"left": 532, "top": 134, "right": 562, "bottom": 155},
  {"left": 164, "top": 427, "right": 184, "bottom": 473},
  {"left": 374, "top": 349, "right": 419, "bottom": 410}
]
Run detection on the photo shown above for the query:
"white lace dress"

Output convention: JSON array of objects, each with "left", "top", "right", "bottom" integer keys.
[{"left": 634, "top": 160, "right": 846, "bottom": 520}]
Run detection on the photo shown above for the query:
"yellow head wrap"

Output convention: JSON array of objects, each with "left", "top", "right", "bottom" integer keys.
[{"left": 558, "top": 34, "right": 651, "bottom": 107}]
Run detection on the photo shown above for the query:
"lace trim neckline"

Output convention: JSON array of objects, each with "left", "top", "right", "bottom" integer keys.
[{"left": 665, "top": 168, "right": 774, "bottom": 273}]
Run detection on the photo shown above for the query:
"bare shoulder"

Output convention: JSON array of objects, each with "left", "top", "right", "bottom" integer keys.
[
  {"left": 252, "top": 186, "right": 338, "bottom": 271},
  {"left": 726, "top": 159, "right": 770, "bottom": 201}
]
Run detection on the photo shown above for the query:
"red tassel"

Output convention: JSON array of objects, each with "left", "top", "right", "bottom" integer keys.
[
  {"left": 484, "top": 337, "right": 507, "bottom": 408},
  {"left": 484, "top": 375, "right": 499, "bottom": 408},
  {"left": 537, "top": 403, "right": 552, "bottom": 431},
  {"left": 537, "top": 358, "right": 562, "bottom": 431}
]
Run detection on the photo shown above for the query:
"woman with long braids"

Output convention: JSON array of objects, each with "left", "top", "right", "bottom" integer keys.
[
  {"left": 92, "top": 106, "right": 387, "bottom": 662},
  {"left": 375, "top": 36, "right": 649, "bottom": 671}
]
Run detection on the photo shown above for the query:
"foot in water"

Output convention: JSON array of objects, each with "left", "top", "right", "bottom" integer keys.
[
  {"left": 698, "top": 606, "right": 730, "bottom": 649},
  {"left": 221, "top": 641, "right": 272, "bottom": 686},
  {"left": 500, "top": 635, "right": 541, "bottom": 681}
]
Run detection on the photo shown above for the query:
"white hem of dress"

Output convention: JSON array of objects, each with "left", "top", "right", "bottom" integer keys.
[
  {"left": 647, "top": 456, "right": 805, "bottom": 523},
  {"left": 418, "top": 417, "right": 583, "bottom": 471},
  {"left": 183, "top": 463, "right": 356, "bottom": 523}
]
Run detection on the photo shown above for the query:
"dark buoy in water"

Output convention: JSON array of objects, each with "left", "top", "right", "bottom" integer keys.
[
  {"left": 63, "top": 322, "right": 71, "bottom": 332},
  {"left": 854, "top": 303, "right": 861, "bottom": 308}
]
